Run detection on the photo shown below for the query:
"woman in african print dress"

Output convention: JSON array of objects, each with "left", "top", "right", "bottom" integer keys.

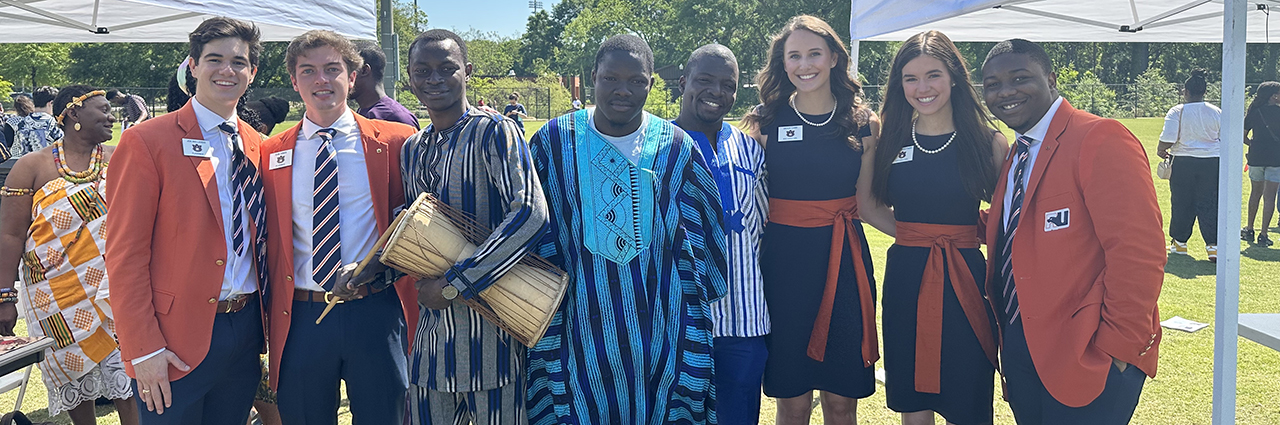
[{"left": 0, "top": 86, "right": 138, "bottom": 424}]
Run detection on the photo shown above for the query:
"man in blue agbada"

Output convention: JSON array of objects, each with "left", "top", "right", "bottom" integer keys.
[{"left": 525, "top": 34, "right": 729, "bottom": 425}]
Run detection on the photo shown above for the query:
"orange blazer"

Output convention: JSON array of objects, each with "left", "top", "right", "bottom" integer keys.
[
  {"left": 260, "top": 114, "right": 419, "bottom": 389},
  {"left": 984, "top": 100, "right": 1166, "bottom": 407},
  {"left": 104, "top": 102, "right": 267, "bottom": 380}
]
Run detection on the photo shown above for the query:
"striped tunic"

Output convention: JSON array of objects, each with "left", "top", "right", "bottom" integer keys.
[
  {"left": 402, "top": 108, "right": 549, "bottom": 393},
  {"left": 526, "top": 109, "right": 728, "bottom": 425},
  {"left": 674, "top": 121, "right": 769, "bottom": 338}
]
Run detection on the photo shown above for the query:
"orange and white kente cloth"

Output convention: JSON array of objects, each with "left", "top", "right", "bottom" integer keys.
[{"left": 20, "top": 176, "right": 120, "bottom": 389}]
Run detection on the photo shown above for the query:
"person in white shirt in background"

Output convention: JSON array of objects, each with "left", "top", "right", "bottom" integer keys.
[{"left": 1157, "top": 69, "right": 1221, "bottom": 262}]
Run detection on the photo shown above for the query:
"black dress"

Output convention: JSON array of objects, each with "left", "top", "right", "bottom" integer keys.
[
  {"left": 761, "top": 106, "right": 876, "bottom": 399},
  {"left": 882, "top": 132, "right": 996, "bottom": 425}
]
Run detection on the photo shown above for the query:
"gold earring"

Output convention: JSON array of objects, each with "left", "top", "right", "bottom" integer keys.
[{"left": 74, "top": 123, "right": 81, "bottom": 131}]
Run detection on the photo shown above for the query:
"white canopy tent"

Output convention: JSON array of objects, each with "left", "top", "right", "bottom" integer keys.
[
  {"left": 0, "top": 0, "right": 375, "bottom": 42},
  {"left": 848, "top": 1, "right": 1272, "bottom": 424}
]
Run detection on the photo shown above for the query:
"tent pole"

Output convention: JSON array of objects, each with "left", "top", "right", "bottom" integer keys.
[
  {"left": 850, "top": 39, "right": 860, "bottom": 82},
  {"left": 380, "top": 0, "right": 397, "bottom": 99},
  {"left": 1213, "top": 1, "right": 1245, "bottom": 424}
]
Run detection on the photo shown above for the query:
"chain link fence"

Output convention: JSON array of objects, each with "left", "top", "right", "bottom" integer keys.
[{"left": 728, "top": 82, "right": 1261, "bottom": 121}]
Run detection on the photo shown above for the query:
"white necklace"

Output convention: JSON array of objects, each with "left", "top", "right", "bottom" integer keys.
[
  {"left": 789, "top": 93, "right": 836, "bottom": 127},
  {"left": 912, "top": 120, "right": 957, "bottom": 154}
]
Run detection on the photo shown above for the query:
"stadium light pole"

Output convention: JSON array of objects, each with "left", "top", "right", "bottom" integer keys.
[{"left": 379, "top": 0, "right": 398, "bottom": 98}]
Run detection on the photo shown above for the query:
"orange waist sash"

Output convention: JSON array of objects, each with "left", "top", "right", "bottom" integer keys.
[
  {"left": 769, "top": 196, "right": 877, "bottom": 366},
  {"left": 894, "top": 222, "right": 998, "bottom": 394}
]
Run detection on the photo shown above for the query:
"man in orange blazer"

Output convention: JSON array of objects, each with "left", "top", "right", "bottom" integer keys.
[
  {"left": 980, "top": 39, "right": 1166, "bottom": 424},
  {"left": 259, "top": 30, "right": 419, "bottom": 424},
  {"left": 105, "top": 17, "right": 269, "bottom": 425}
]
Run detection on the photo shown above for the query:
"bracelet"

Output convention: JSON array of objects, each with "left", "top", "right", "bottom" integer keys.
[
  {"left": 0, "top": 287, "right": 17, "bottom": 296},
  {"left": 0, "top": 186, "right": 34, "bottom": 197},
  {"left": 0, "top": 297, "right": 16, "bottom": 304}
]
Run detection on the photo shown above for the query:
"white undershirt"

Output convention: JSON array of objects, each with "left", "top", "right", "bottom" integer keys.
[{"left": 590, "top": 108, "right": 645, "bottom": 165}]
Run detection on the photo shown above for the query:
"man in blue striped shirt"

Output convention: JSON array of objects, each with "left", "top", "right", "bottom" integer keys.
[
  {"left": 674, "top": 44, "right": 769, "bottom": 425},
  {"left": 400, "top": 29, "right": 549, "bottom": 425}
]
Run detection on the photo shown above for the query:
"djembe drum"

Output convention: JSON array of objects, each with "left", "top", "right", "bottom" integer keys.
[{"left": 379, "top": 193, "right": 568, "bottom": 347}]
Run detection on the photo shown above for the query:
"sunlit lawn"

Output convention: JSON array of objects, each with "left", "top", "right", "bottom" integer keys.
[{"left": 48, "top": 116, "right": 1280, "bottom": 424}]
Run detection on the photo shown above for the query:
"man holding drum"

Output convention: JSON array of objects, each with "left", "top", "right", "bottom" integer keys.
[
  {"left": 399, "top": 29, "right": 549, "bottom": 425},
  {"left": 258, "top": 30, "right": 419, "bottom": 424}
]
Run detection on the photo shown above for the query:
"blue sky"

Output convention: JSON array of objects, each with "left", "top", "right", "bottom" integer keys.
[{"left": 418, "top": 0, "right": 560, "bottom": 39}]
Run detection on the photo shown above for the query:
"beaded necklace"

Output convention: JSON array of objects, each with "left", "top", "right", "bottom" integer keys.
[{"left": 52, "top": 140, "right": 106, "bottom": 184}]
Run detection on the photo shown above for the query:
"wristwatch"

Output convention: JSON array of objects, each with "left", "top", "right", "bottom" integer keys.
[{"left": 441, "top": 284, "right": 459, "bottom": 301}]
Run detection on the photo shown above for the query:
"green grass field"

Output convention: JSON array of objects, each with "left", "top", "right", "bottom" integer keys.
[{"left": 49, "top": 117, "right": 1280, "bottom": 424}]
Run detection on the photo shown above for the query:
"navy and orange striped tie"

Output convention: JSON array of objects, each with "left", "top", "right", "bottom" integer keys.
[
  {"left": 312, "top": 128, "right": 342, "bottom": 291},
  {"left": 999, "top": 135, "right": 1034, "bottom": 325}
]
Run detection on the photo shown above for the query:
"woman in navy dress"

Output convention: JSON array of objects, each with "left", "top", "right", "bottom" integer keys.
[
  {"left": 742, "top": 15, "right": 879, "bottom": 425},
  {"left": 856, "top": 31, "right": 1009, "bottom": 425}
]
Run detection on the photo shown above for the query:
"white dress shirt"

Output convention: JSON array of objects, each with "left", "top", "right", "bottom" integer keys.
[
  {"left": 290, "top": 108, "right": 380, "bottom": 291},
  {"left": 1003, "top": 96, "right": 1064, "bottom": 228},
  {"left": 191, "top": 98, "right": 258, "bottom": 299},
  {"left": 133, "top": 99, "right": 258, "bottom": 365}
]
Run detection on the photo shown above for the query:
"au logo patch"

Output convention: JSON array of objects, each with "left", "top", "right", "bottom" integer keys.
[
  {"left": 1044, "top": 208, "right": 1070, "bottom": 232},
  {"left": 778, "top": 125, "right": 803, "bottom": 142}
]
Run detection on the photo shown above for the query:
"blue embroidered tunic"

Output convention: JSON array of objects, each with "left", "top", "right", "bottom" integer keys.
[{"left": 526, "top": 109, "right": 729, "bottom": 425}]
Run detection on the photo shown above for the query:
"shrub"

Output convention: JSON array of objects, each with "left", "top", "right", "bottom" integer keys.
[
  {"left": 1058, "top": 69, "right": 1119, "bottom": 117},
  {"left": 1126, "top": 67, "right": 1179, "bottom": 118}
]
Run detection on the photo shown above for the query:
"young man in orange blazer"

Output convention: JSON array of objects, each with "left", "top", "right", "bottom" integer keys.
[
  {"left": 259, "top": 30, "right": 418, "bottom": 424},
  {"left": 105, "top": 17, "right": 269, "bottom": 425},
  {"left": 980, "top": 39, "right": 1166, "bottom": 424}
]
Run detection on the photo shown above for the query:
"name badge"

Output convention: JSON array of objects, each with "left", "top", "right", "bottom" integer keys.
[
  {"left": 1045, "top": 208, "right": 1070, "bottom": 232},
  {"left": 893, "top": 146, "right": 914, "bottom": 164},
  {"left": 269, "top": 149, "right": 293, "bottom": 170},
  {"left": 182, "top": 138, "right": 212, "bottom": 158},
  {"left": 778, "top": 125, "right": 803, "bottom": 142}
]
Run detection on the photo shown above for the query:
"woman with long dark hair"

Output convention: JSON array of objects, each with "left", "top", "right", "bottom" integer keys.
[
  {"left": 1156, "top": 69, "right": 1221, "bottom": 261},
  {"left": 856, "top": 30, "right": 1006, "bottom": 425},
  {"left": 1244, "top": 81, "right": 1280, "bottom": 246},
  {"left": 742, "top": 15, "right": 878, "bottom": 425}
]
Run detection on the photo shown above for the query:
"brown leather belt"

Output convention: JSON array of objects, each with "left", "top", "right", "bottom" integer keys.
[
  {"left": 218, "top": 293, "right": 257, "bottom": 314},
  {"left": 293, "top": 285, "right": 383, "bottom": 303}
]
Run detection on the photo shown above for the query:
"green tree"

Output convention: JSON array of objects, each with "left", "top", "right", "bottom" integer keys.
[
  {"left": 0, "top": 44, "right": 72, "bottom": 89},
  {"left": 1058, "top": 68, "right": 1118, "bottom": 117},
  {"left": 0, "top": 76, "right": 14, "bottom": 101},
  {"left": 1127, "top": 67, "right": 1179, "bottom": 118},
  {"left": 67, "top": 43, "right": 188, "bottom": 88},
  {"left": 377, "top": 0, "right": 429, "bottom": 79},
  {"left": 465, "top": 34, "right": 521, "bottom": 77},
  {"left": 644, "top": 77, "right": 680, "bottom": 119}
]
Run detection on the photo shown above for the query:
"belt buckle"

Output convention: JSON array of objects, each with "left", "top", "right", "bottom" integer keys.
[{"left": 323, "top": 292, "right": 345, "bottom": 305}]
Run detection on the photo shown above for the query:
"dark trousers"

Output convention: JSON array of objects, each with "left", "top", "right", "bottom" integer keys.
[
  {"left": 136, "top": 301, "right": 263, "bottom": 425},
  {"left": 1169, "top": 156, "right": 1219, "bottom": 244},
  {"left": 276, "top": 288, "right": 409, "bottom": 425},
  {"left": 713, "top": 336, "right": 768, "bottom": 425},
  {"left": 1002, "top": 319, "right": 1145, "bottom": 425}
]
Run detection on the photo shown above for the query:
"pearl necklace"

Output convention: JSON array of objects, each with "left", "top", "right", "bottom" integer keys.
[
  {"left": 911, "top": 120, "right": 957, "bottom": 154},
  {"left": 789, "top": 93, "right": 836, "bottom": 127}
]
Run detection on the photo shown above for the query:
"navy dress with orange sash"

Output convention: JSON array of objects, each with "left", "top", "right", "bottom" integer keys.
[
  {"left": 761, "top": 106, "right": 877, "bottom": 399},
  {"left": 883, "top": 132, "right": 998, "bottom": 425}
]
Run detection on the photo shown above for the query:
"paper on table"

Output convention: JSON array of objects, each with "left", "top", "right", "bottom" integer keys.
[{"left": 1161, "top": 316, "right": 1209, "bottom": 333}]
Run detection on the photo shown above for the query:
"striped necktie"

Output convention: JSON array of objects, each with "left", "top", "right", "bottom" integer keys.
[
  {"left": 217, "top": 122, "right": 269, "bottom": 290},
  {"left": 999, "top": 135, "right": 1034, "bottom": 325},
  {"left": 312, "top": 128, "right": 343, "bottom": 291},
  {"left": 217, "top": 122, "right": 249, "bottom": 255}
]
